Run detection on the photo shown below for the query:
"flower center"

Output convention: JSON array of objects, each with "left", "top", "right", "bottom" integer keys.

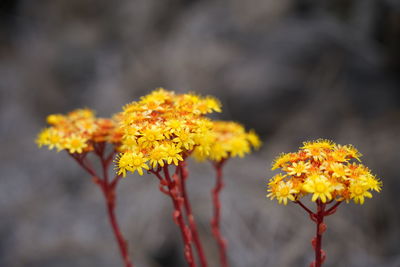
[
  {"left": 71, "top": 139, "right": 81, "bottom": 148},
  {"left": 315, "top": 183, "right": 326, "bottom": 193},
  {"left": 280, "top": 187, "right": 290, "bottom": 196},
  {"left": 133, "top": 159, "right": 142, "bottom": 166},
  {"left": 354, "top": 186, "right": 363, "bottom": 195}
]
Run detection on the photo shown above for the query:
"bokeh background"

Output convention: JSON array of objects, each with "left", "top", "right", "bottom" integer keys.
[{"left": 1, "top": 0, "right": 400, "bottom": 266}]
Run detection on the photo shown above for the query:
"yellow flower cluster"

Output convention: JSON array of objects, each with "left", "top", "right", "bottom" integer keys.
[
  {"left": 36, "top": 109, "right": 122, "bottom": 154},
  {"left": 115, "top": 89, "right": 222, "bottom": 176},
  {"left": 267, "top": 139, "right": 382, "bottom": 205},
  {"left": 192, "top": 121, "right": 261, "bottom": 162}
]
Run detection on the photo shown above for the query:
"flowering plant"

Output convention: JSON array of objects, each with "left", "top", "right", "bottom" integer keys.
[
  {"left": 36, "top": 89, "right": 260, "bottom": 267},
  {"left": 36, "top": 109, "right": 132, "bottom": 266},
  {"left": 267, "top": 139, "right": 382, "bottom": 266}
]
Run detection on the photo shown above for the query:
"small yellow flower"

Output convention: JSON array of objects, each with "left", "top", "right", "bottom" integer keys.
[
  {"left": 302, "top": 139, "right": 334, "bottom": 150},
  {"left": 362, "top": 174, "right": 382, "bottom": 192},
  {"left": 344, "top": 145, "right": 362, "bottom": 161},
  {"left": 273, "top": 181, "right": 297, "bottom": 205},
  {"left": 267, "top": 173, "right": 286, "bottom": 188},
  {"left": 193, "top": 97, "right": 222, "bottom": 114},
  {"left": 138, "top": 126, "right": 165, "bottom": 148},
  {"left": 36, "top": 128, "right": 51, "bottom": 148},
  {"left": 116, "top": 153, "right": 134, "bottom": 177},
  {"left": 149, "top": 145, "right": 168, "bottom": 169},
  {"left": 173, "top": 128, "right": 195, "bottom": 150},
  {"left": 271, "top": 153, "right": 291, "bottom": 170},
  {"left": 117, "top": 152, "right": 149, "bottom": 176},
  {"left": 331, "top": 145, "right": 348, "bottom": 162},
  {"left": 287, "top": 161, "right": 310, "bottom": 176},
  {"left": 46, "top": 114, "right": 65, "bottom": 125},
  {"left": 165, "top": 119, "right": 186, "bottom": 136},
  {"left": 64, "top": 135, "right": 88, "bottom": 154},
  {"left": 229, "top": 137, "right": 250, "bottom": 158},
  {"left": 349, "top": 181, "right": 372, "bottom": 204},
  {"left": 208, "top": 143, "right": 228, "bottom": 162},
  {"left": 165, "top": 144, "right": 184, "bottom": 166},
  {"left": 302, "top": 175, "right": 334, "bottom": 203},
  {"left": 329, "top": 162, "right": 349, "bottom": 179},
  {"left": 247, "top": 130, "right": 262, "bottom": 149}
]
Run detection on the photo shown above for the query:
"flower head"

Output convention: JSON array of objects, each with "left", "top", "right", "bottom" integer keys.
[
  {"left": 266, "top": 140, "right": 381, "bottom": 205},
  {"left": 267, "top": 180, "right": 297, "bottom": 205},
  {"left": 36, "top": 109, "right": 121, "bottom": 154},
  {"left": 116, "top": 89, "right": 222, "bottom": 175},
  {"left": 192, "top": 121, "right": 261, "bottom": 162}
]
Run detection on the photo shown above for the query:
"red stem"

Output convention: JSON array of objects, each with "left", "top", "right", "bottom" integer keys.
[
  {"left": 69, "top": 149, "right": 133, "bottom": 267},
  {"left": 178, "top": 162, "right": 208, "bottom": 267},
  {"left": 103, "top": 181, "right": 133, "bottom": 267},
  {"left": 296, "top": 200, "right": 342, "bottom": 267},
  {"left": 324, "top": 201, "right": 341, "bottom": 216},
  {"left": 162, "top": 165, "right": 196, "bottom": 267},
  {"left": 313, "top": 201, "right": 326, "bottom": 267},
  {"left": 211, "top": 160, "right": 228, "bottom": 267}
]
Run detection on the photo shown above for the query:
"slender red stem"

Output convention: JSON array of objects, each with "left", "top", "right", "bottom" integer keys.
[
  {"left": 178, "top": 162, "right": 208, "bottom": 267},
  {"left": 295, "top": 200, "right": 342, "bottom": 266},
  {"left": 161, "top": 165, "right": 196, "bottom": 267},
  {"left": 324, "top": 201, "right": 341, "bottom": 216},
  {"left": 69, "top": 147, "right": 133, "bottom": 267},
  {"left": 102, "top": 181, "right": 133, "bottom": 267},
  {"left": 312, "top": 201, "right": 326, "bottom": 267},
  {"left": 211, "top": 160, "right": 228, "bottom": 267}
]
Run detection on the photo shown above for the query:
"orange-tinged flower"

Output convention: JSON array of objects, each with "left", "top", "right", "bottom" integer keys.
[
  {"left": 266, "top": 139, "right": 381, "bottom": 205},
  {"left": 287, "top": 161, "right": 311, "bottom": 176}
]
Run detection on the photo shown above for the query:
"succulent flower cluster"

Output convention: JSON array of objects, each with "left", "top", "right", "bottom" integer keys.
[
  {"left": 267, "top": 139, "right": 382, "bottom": 205},
  {"left": 36, "top": 109, "right": 122, "bottom": 154},
  {"left": 193, "top": 121, "right": 262, "bottom": 162},
  {"left": 115, "top": 89, "right": 224, "bottom": 176}
]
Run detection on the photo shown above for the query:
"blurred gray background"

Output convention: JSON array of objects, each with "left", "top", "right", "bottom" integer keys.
[{"left": 1, "top": 0, "right": 400, "bottom": 266}]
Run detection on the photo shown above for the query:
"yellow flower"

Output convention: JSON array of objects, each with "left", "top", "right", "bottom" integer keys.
[
  {"left": 138, "top": 126, "right": 165, "bottom": 148},
  {"left": 302, "top": 175, "right": 334, "bottom": 203},
  {"left": 331, "top": 145, "right": 349, "bottom": 162},
  {"left": 209, "top": 143, "right": 229, "bottom": 162},
  {"left": 165, "top": 144, "right": 184, "bottom": 166},
  {"left": 229, "top": 137, "right": 250, "bottom": 158},
  {"left": 302, "top": 139, "right": 334, "bottom": 150},
  {"left": 46, "top": 114, "right": 65, "bottom": 125},
  {"left": 36, "top": 128, "right": 50, "bottom": 148},
  {"left": 287, "top": 161, "right": 310, "bottom": 176},
  {"left": 329, "top": 162, "right": 349, "bottom": 179},
  {"left": 165, "top": 119, "right": 186, "bottom": 136},
  {"left": 117, "top": 152, "right": 149, "bottom": 176},
  {"left": 349, "top": 181, "right": 372, "bottom": 204},
  {"left": 344, "top": 145, "right": 362, "bottom": 161},
  {"left": 173, "top": 128, "right": 195, "bottom": 150},
  {"left": 267, "top": 173, "right": 286, "bottom": 188},
  {"left": 149, "top": 145, "right": 168, "bottom": 169},
  {"left": 64, "top": 135, "right": 88, "bottom": 154},
  {"left": 270, "top": 181, "right": 297, "bottom": 205},
  {"left": 271, "top": 153, "right": 291, "bottom": 170},
  {"left": 247, "top": 129, "right": 262, "bottom": 149},
  {"left": 362, "top": 174, "right": 382, "bottom": 192},
  {"left": 193, "top": 97, "right": 222, "bottom": 114},
  {"left": 116, "top": 153, "right": 134, "bottom": 177}
]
